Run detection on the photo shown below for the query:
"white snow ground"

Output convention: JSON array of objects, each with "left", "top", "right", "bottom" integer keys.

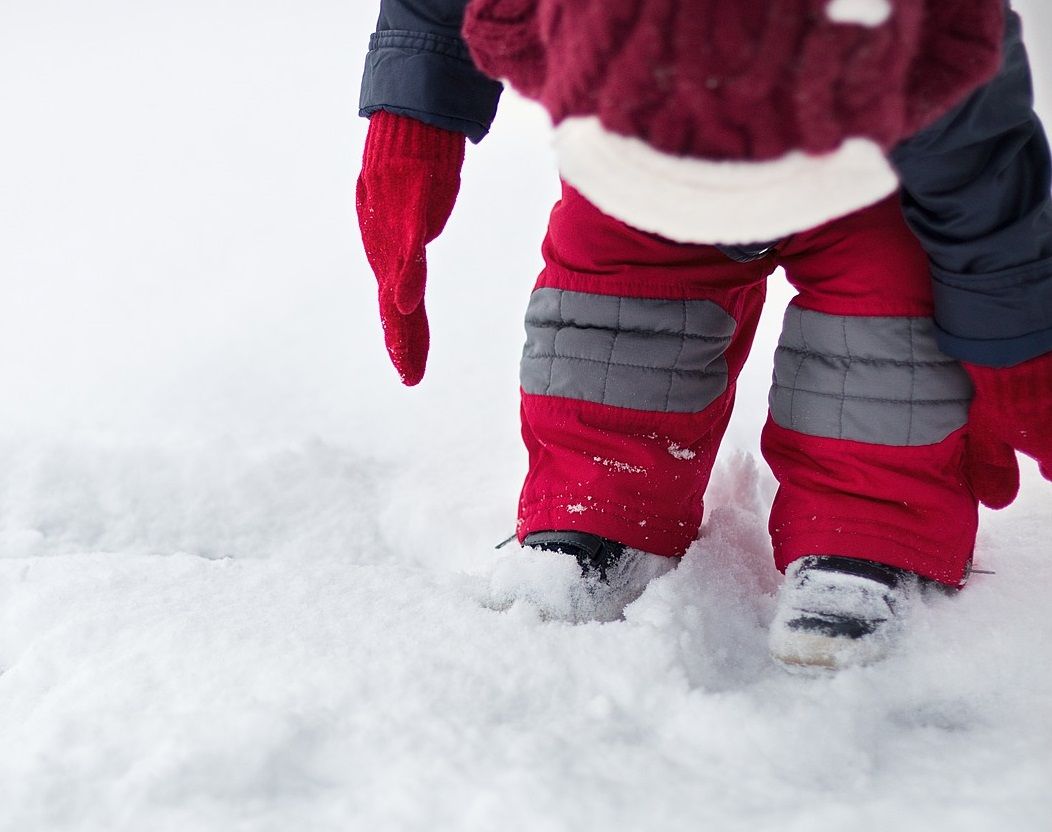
[{"left": 0, "top": 2, "right": 1050, "bottom": 830}]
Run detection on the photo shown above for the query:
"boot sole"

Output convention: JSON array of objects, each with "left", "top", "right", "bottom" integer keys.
[{"left": 769, "top": 629, "right": 892, "bottom": 672}]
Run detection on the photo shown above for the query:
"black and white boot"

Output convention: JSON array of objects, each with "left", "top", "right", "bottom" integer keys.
[
  {"left": 768, "top": 556, "right": 915, "bottom": 671},
  {"left": 521, "top": 530, "right": 677, "bottom": 622}
]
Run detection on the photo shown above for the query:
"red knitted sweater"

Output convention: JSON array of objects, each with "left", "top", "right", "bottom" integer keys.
[{"left": 463, "top": 0, "right": 1005, "bottom": 162}]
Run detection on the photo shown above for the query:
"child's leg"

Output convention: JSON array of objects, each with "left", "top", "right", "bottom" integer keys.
[
  {"left": 763, "top": 196, "right": 977, "bottom": 586},
  {"left": 517, "top": 184, "right": 771, "bottom": 556}
]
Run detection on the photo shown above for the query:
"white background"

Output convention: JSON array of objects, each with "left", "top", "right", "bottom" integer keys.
[{"left": 0, "top": 3, "right": 1050, "bottom": 830}]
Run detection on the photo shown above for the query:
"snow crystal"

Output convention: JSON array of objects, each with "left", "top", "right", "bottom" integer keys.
[
  {"left": 592, "top": 456, "right": 648, "bottom": 475},
  {"left": 667, "top": 442, "right": 696, "bottom": 461}
]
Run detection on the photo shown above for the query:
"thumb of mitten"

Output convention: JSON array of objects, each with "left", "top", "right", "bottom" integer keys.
[
  {"left": 393, "top": 158, "right": 462, "bottom": 317},
  {"left": 965, "top": 427, "right": 1021, "bottom": 510},
  {"left": 394, "top": 222, "right": 428, "bottom": 316}
]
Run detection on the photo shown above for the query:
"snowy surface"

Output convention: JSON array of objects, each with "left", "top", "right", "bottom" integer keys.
[{"left": 1, "top": 2, "right": 1050, "bottom": 830}]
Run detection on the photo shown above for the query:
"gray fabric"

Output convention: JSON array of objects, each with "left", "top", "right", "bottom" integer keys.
[
  {"left": 521, "top": 288, "right": 736, "bottom": 413},
  {"left": 770, "top": 306, "right": 972, "bottom": 446}
]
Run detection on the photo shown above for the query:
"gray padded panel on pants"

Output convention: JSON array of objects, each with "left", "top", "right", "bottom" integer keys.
[
  {"left": 521, "top": 288, "right": 736, "bottom": 413},
  {"left": 770, "top": 306, "right": 972, "bottom": 446}
]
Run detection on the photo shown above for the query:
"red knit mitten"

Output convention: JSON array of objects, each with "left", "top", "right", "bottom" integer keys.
[
  {"left": 356, "top": 111, "right": 466, "bottom": 386},
  {"left": 964, "top": 352, "right": 1052, "bottom": 508}
]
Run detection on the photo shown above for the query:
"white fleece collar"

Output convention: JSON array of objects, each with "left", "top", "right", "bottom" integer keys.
[{"left": 553, "top": 116, "right": 899, "bottom": 245}]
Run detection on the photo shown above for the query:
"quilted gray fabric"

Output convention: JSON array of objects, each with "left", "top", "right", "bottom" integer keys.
[
  {"left": 770, "top": 306, "right": 972, "bottom": 446},
  {"left": 521, "top": 288, "right": 736, "bottom": 413}
]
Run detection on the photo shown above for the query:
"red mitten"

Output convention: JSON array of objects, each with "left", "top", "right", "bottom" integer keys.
[
  {"left": 356, "top": 111, "right": 466, "bottom": 386},
  {"left": 964, "top": 351, "right": 1052, "bottom": 508}
]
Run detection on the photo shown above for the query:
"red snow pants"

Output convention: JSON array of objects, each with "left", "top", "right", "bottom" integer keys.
[{"left": 517, "top": 185, "right": 977, "bottom": 586}]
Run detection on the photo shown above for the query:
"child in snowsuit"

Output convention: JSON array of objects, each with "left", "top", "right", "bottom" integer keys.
[{"left": 356, "top": 0, "right": 1052, "bottom": 668}]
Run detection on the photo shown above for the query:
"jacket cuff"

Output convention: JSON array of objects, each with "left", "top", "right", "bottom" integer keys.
[
  {"left": 359, "top": 30, "right": 503, "bottom": 144},
  {"left": 932, "top": 255, "right": 1052, "bottom": 366}
]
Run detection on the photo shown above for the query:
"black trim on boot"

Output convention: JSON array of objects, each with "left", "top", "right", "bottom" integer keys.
[
  {"left": 522, "top": 531, "right": 626, "bottom": 581},
  {"left": 784, "top": 612, "right": 885, "bottom": 640},
  {"left": 797, "top": 555, "right": 906, "bottom": 589}
]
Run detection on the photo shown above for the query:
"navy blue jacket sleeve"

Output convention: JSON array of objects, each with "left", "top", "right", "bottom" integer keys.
[
  {"left": 359, "top": 0, "right": 503, "bottom": 143},
  {"left": 892, "top": 7, "right": 1052, "bottom": 367}
]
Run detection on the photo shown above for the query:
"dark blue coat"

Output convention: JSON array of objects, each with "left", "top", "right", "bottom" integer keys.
[{"left": 360, "top": 0, "right": 1052, "bottom": 367}]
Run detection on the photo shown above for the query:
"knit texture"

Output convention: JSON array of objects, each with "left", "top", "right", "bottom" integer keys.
[
  {"left": 463, "top": 0, "right": 1004, "bottom": 162},
  {"left": 964, "top": 352, "right": 1052, "bottom": 508},
  {"left": 357, "top": 111, "right": 466, "bottom": 386}
]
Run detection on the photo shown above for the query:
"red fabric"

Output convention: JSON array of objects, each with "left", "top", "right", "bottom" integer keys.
[
  {"left": 464, "top": 0, "right": 1003, "bottom": 161},
  {"left": 519, "top": 189, "right": 768, "bottom": 555},
  {"left": 357, "top": 111, "right": 466, "bottom": 386},
  {"left": 762, "top": 421, "right": 975, "bottom": 584},
  {"left": 791, "top": 201, "right": 1026, "bottom": 513},
  {"left": 763, "top": 197, "right": 977, "bottom": 584},
  {"left": 518, "top": 186, "right": 977, "bottom": 584},
  {"left": 776, "top": 194, "right": 935, "bottom": 317},
  {"left": 963, "top": 352, "right": 1052, "bottom": 508}
]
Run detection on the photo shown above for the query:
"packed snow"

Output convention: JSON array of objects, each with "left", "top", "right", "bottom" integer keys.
[{"left": 0, "top": 2, "right": 1050, "bottom": 830}]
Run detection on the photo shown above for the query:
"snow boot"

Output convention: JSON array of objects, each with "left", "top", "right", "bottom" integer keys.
[
  {"left": 522, "top": 530, "right": 677, "bottom": 622},
  {"left": 768, "top": 556, "right": 915, "bottom": 671}
]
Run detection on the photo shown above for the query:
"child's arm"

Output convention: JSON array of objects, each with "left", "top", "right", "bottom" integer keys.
[
  {"left": 892, "top": 6, "right": 1052, "bottom": 503},
  {"left": 891, "top": 6, "right": 1052, "bottom": 369},
  {"left": 359, "top": 0, "right": 503, "bottom": 142},
  {"left": 356, "top": 0, "right": 504, "bottom": 385}
]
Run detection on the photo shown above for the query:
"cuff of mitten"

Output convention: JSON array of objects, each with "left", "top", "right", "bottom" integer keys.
[
  {"left": 364, "top": 111, "right": 466, "bottom": 170},
  {"left": 964, "top": 349, "right": 1052, "bottom": 395}
]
